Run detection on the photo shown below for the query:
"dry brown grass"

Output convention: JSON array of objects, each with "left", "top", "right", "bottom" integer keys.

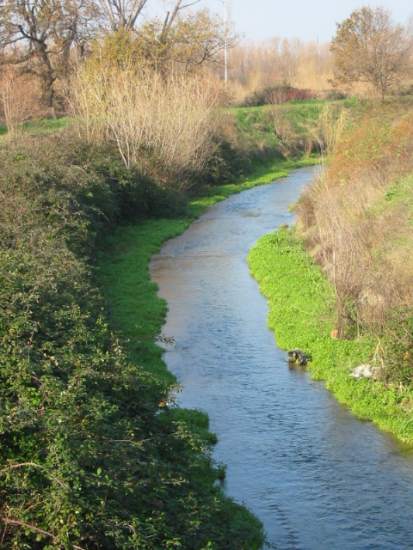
[
  {"left": 227, "top": 39, "right": 334, "bottom": 104},
  {"left": 296, "top": 105, "right": 413, "bottom": 340},
  {"left": 0, "top": 68, "right": 42, "bottom": 134},
  {"left": 307, "top": 104, "right": 348, "bottom": 159}
]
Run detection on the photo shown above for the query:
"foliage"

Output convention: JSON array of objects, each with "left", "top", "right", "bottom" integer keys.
[
  {"left": 97, "top": 155, "right": 317, "bottom": 383},
  {"left": 0, "top": 1, "right": 227, "bottom": 115},
  {"left": 248, "top": 228, "right": 413, "bottom": 443},
  {"left": 94, "top": 156, "right": 317, "bottom": 548},
  {"left": 0, "top": 98, "right": 323, "bottom": 546},
  {"left": 132, "top": 10, "right": 227, "bottom": 76},
  {"left": 232, "top": 101, "right": 339, "bottom": 159},
  {"left": 0, "top": 117, "right": 71, "bottom": 142}
]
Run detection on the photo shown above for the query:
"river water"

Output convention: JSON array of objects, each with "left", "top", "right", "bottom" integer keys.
[{"left": 150, "top": 167, "right": 413, "bottom": 550}]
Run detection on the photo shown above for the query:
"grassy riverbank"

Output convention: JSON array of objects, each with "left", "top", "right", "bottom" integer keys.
[
  {"left": 97, "top": 156, "right": 316, "bottom": 386},
  {"left": 248, "top": 228, "right": 413, "bottom": 445}
]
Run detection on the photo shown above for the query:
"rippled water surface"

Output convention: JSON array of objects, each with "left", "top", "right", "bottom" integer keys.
[{"left": 151, "top": 168, "right": 413, "bottom": 550}]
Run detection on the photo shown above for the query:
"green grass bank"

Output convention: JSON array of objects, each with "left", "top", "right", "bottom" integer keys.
[{"left": 248, "top": 228, "right": 413, "bottom": 445}]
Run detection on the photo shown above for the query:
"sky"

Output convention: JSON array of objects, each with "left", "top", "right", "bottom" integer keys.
[
  {"left": 211, "top": 0, "right": 413, "bottom": 42},
  {"left": 149, "top": 0, "right": 413, "bottom": 43}
]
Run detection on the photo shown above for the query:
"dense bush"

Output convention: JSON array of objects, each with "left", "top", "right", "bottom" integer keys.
[
  {"left": 0, "top": 134, "right": 263, "bottom": 548},
  {"left": 199, "top": 135, "right": 252, "bottom": 185},
  {"left": 321, "top": 90, "right": 348, "bottom": 101},
  {"left": 72, "top": 50, "right": 217, "bottom": 183}
]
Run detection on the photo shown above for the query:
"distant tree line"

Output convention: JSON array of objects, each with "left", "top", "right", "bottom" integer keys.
[{"left": 221, "top": 6, "right": 413, "bottom": 104}]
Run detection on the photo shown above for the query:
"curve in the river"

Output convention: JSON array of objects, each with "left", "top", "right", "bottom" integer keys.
[{"left": 150, "top": 167, "right": 413, "bottom": 550}]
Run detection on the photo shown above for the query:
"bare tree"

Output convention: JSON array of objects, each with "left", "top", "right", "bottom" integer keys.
[
  {"left": 134, "top": 8, "right": 228, "bottom": 76},
  {"left": 331, "top": 7, "right": 413, "bottom": 100},
  {"left": 0, "top": 0, "right": 223, "bottom": 113},
  {"left": 0, "top": 0, "right": 95, "bottom": 113},
  {"left": 158, "top": 1, "right": 201, "bottom": 41},
  {"left": 96, "top": 0, "right": 201, "bottom": 32},
  {"left": 92, "top": 0, "right": 227, "bottom": 78},
  {"left": 97, "top": 0, "right": 148, "bottom": 30}
]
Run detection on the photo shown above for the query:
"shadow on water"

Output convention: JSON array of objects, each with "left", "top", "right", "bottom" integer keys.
[{"left": 151, "top": 167, "right": 413, "bottom": 550}]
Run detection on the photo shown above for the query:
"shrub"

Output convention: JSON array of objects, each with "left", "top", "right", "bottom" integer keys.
[
  {"left": 263, "top": 103, "right": 346, "bottom": 159},
  {"left": 243, "top": 85, "right": 317, "bottom": 107},
  {"left": 71, "top": 56, "right": 218, "bottom": 186}
]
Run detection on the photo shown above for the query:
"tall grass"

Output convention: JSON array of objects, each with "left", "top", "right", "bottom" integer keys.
[
  {"left": 72, "top": 61, "right": 218, "bottom": 185},
  {"left": 295, "top": 102, "right": 413, "bottom": 382},
  {"left": 0, "top": 68, "right": 41, "bottom": 135}
]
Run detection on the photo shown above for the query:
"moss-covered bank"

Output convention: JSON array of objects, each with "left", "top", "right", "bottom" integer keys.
[{"left": 248, "top": 228, "right": 413, "bottom": 445}]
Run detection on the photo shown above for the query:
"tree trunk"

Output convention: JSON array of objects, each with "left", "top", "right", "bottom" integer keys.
[{"left": 37, "top": 44, "right": 57, "bottom": 117}]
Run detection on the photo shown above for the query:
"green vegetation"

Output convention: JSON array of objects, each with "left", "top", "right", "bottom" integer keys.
[
  {"left": 230, "top": 99, "right": 359, "bottom": 161},
  {"left": 0, "top": 117, "right": 71, "bottom": 140},
  {"left": 295, "top": 102, "right": 413, "bottom": 383},
  {"left": 22, "top": 116, "right": 71, "bottom": 135},
  {"left": 248, "top": 228, "right": 413, "bottom": 444},
  {"left": 233, "top": 100, "right": 329, "bottom": 124},
  {"left": 1, "top": 0, "right": 412, "bottom": 542},
  {"left": 232, "top": 102, "right": 329, "bottom": 152},
  {"left": 95, "top": 157, "right": 319, "bottom": 548},
  {"left": 0, "top": 93, "right": 321, "bottom": 548}
]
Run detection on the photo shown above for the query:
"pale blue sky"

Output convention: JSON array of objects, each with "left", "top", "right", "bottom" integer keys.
[
  {"left": 210, "top": 0, "right": 412, "bottom": 42},
  {"left": 149, "top": 0, "right": 413, "bottom": 42}
]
